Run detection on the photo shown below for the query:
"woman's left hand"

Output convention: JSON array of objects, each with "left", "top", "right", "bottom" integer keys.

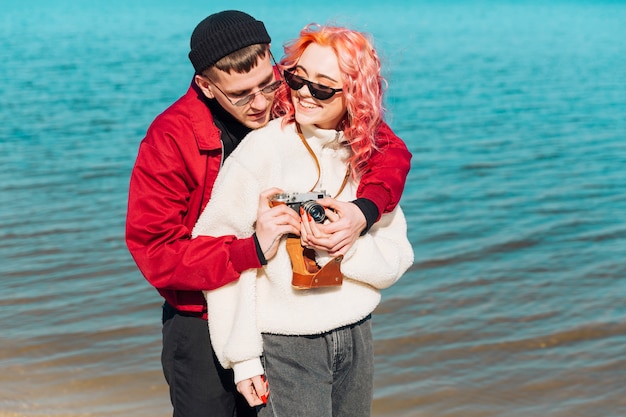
[
  {"left": 300, "top": 198, "right": 366, "bottom": 256},
  {"left": 236, "top": 374, "right": 269, "bottom": 407}
]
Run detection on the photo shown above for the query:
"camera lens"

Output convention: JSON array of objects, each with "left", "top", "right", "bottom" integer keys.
[{"left": 302, "top": 201, "right": 326, "bottom": 223}]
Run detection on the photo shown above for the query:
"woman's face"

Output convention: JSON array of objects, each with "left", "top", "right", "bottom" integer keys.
[{"left": 291, "top": 43, "right": 347, "bottom": 130}]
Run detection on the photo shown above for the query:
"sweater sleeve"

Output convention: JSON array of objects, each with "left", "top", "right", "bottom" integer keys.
[
  {"left": 337, "top": 206, "right": 414, "bottom": 289},
  {"left": 203, "top": 271, "right": 264, "bottom": 384},
  {"left": 356, "top": 122, "right": 412, "bottom": 219},
  {"left": 193, "top": 155, "right": 266, "bottom": 381}
]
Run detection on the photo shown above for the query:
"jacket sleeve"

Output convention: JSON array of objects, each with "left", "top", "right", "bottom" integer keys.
[
  {"left": 356, "top": 122, "right": 412, "bottom": 219},
  {"left": 336, "top": 206, "right": 414, "bottom": 289},
  {"left": 125, "top": 131, "right": 262, "bottom": 294}
]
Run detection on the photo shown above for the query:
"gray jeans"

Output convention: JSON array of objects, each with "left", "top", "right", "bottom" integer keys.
[{"left": 258, "top": 316, "right": 373, "bottom": 417}]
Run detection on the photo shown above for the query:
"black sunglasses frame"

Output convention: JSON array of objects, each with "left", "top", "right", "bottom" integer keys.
[{"left": 283, "top": 70, "right": 343, "bottom": 100}]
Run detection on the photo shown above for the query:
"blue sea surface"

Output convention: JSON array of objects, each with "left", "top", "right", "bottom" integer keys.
[{"left": 1, "top": 1, "right": 625, "bottom": 416}]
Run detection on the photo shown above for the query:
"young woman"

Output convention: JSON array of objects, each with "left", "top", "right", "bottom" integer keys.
[{"left": 193, "top": 24, "right": 413, "bottom": 417}]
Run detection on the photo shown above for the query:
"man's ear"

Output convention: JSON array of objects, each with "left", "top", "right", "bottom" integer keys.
[{"left": 194, "top": 74, "right": 215, "bottom": 99}]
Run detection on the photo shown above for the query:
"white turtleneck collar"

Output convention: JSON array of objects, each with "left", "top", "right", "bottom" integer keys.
[{"left": 298, "top": 123, "right": 348, "bottom": 150}]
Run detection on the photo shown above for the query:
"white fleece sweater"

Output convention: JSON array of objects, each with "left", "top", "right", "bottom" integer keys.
[{"left": 192, "top": 118, "right": 414, "bottom": 383}]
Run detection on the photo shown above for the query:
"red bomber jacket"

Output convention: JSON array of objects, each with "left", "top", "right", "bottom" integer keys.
[{"left": 126, "top": 80, "right": 412, "bottom": 318}]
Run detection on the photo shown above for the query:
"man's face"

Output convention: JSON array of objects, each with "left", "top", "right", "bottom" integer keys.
[{"left": 196, "top": 52, "right": 276, "bottom": 130}]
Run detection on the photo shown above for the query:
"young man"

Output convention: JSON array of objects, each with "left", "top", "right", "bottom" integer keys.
[{"left": 125, "top": 10, "right": 412, "bottom": 417}]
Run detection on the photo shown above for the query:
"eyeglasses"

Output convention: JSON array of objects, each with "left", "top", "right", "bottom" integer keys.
[
  {"left": 283, "top": 70, "right": 343, "bottom": 100},
  {"left": 206, "top": 78, "right": 283, "bottom": 107}
]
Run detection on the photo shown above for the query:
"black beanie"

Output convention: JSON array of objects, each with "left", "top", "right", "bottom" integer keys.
[{"left": 188, "top": 10, "right": 271, "bottom": 73}]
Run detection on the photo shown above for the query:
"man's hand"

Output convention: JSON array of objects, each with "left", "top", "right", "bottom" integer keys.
[
  {"left": 255, "top": 188, "right": 301, "bottom": 260},
  {"left": 300, "top": 197, "right": 366, "bottom": 256},
  {"left": 236, "top": 374, "right": 269, "bottom": 407}
]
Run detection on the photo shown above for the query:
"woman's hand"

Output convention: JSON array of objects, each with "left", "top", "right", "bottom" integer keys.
[
  {"left": 255, "top": 188, "right": 301, "bottom": 260},
  {"left": 236, "top": 374, "right": 270, "bottom": 407},
  {"left": 300, "top": 197, "right": 366, "bottom": 256}
]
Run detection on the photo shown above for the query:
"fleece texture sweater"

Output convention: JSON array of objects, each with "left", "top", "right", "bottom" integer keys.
[{"left": 192, "top": 118, "right": 414, "bottom": 383}]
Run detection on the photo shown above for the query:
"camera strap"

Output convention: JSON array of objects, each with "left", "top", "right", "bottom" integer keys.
[
  {"left": 296, "top": 123, "right": 350, "bottom": 198},
  {"left": 287, "top": 236, "right": 344, "bottom": 289},
  {"left": 288, "top": 123, "right": 349, "bottom": 289}
]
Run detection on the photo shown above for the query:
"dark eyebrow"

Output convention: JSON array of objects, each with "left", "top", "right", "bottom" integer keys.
[{"left": 294, "top": 65, "right": 340, "bottom": 85}]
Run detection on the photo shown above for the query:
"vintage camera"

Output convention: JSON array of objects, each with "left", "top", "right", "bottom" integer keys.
[{"left": 270, "top": 191, "right": 329, "bottom": 223}]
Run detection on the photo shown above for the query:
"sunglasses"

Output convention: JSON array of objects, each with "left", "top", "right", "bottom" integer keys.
[{"left": 283, "top": 70, "right": 343, "bottom": 100}]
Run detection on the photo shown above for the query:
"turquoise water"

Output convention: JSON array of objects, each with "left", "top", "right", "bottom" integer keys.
[{"left": 1, "top": 1, "right": 625, "bottom": 416}]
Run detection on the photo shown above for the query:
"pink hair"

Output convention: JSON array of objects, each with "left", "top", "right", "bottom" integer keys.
[{"left": 272, "top": 24, "right": 385, "bottom": 178}]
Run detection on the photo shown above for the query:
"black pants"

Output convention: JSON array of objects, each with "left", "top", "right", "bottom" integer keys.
[{"left": 161, "top": 302, "right": 257, "bottom": 417}]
